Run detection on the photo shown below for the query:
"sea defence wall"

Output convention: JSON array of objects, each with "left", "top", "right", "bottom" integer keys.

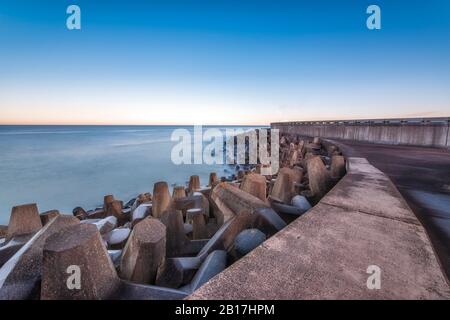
[
  {"left": 271, "top": 117, "right": 450, "bottom": 148},
  {"left": 188, "top": 156, "right": 450, "bottom": 299}
]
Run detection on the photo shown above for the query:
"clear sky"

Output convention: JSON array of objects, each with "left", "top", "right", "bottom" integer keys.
[{"left": 0, "top": 0, "right": 449, "bottom": 125}]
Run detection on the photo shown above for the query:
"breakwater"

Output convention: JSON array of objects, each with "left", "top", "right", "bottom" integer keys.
[
  {"left": 0, "top": 131, "right": 345, "bottom": 299},
  {"left": 272, "top": 117, "right": 450, "bottom": 148}
]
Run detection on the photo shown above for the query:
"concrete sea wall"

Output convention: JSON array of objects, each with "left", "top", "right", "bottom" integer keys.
[
  {"left": 271, "top": 117, "right": 450, "bottom": 148},
  {"left": 189, "top": 157, "right": 450, "bottom": 299}
]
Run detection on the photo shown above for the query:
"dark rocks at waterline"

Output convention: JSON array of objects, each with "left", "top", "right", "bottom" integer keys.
[{"left": 72, "top": 206, "right": 87, "bottom": 219}]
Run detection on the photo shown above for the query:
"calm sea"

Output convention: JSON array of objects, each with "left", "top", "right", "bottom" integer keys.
[{"left": 0, "top": 125, "right": 262, "bottom": 224}]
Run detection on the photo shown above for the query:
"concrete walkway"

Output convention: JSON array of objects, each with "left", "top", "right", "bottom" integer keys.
[
  {"left": 189, "top": 157, "right": 449, "bottom": 299},
  {"left": 330, "top": 140, "right": 450, "bottom": 282}
]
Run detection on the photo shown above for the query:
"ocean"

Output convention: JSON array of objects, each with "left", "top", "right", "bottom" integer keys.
[{"left": 0, "top": 125, "right": 262, "bottom": 224}]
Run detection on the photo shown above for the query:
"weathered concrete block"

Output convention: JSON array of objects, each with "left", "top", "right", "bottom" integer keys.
[
  {"left": 7, "top": 204, "right": 42, "bottom": 239},
  {"left": 120, "top": 218, "right": 166, "bottom": 284},
  {"left": 160, "top": 209, "right": 189, "bottom": 257},
  {"left": 239, "top": 173, "right": 267, "bottom": 202},
  {"left": 155, "top": 256, "right": 202, "bottom": 288},
  {"left": 0, "top": 235, "right": 31, "bottom": 267},
  {"left": 40, "top": 210, "right": 60, "bottom": 226},
  {"left": 93, "top": 216, "right": 117, "bottom": 235},
  {"left": 0, "top": 225, "right": 7, "bottom": 238},
  {"left": 152, "top": 181, "right": 171, "bottom": 219},
  {"left": 188, "top": 175, "right": 201, "bottom": 193},
  {"left": 211, "top": 182, "right": 281, "bottom": 227},
  {"left": 270, "top": 168, "right": 303, "bottom": 204},
  {"left": 331, "top": 155, "right": 346, "bottom": 179},
  {"left": 106, "top": 228, "right": 131, "bottom": 250},
  {"left": 41, "top": 223, "right": 120, "bottom": 300},
  {"left": 181, "top": 250, "right": 227, "bottom": 293},
  {"left": 106, "top": 200, "right": 127, "bottom": 224},
  {"left": 192, "top": 210, "right": 209, "bottom": 240},
  {"left": 233, "top": 229, "right": 266, "bottom": 258},
  {"left": 307, "top": 156, "right": 333, "bottom": 199},
  {"left": 131, "top": 203, "right": 152, "bottom": 227},
  {"left": 0, "top": 215, "right": 79, "bottom": 299},
  {"left": 208, "top": 172, "right": 218, "bottom": 187},
  {"left": 103, "top": 195, "right": 115, "bottom": 211},
  {"left": 291, "top": 195, "right": 312, "bottom": 212},
  {"left": 172, "top": 186, "right": 187, "bottom": 199},
  {"left": 130, "top": 192, "right": 152, "bottom": 213},
  {"left": 108, "top": 249, "right": 122, "bottom": 268}
]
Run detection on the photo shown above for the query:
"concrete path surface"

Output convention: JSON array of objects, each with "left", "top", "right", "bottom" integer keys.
[
  {"left": 189, "top": 157, "right": 449, "bottom": 299},
  {"left": 330, "top": 140, "right": 450, "bottom": 282}
]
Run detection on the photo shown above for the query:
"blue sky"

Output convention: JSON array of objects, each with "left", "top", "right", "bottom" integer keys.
[{"left": 0, "top": 0, "right": 449, "bottom": 125}]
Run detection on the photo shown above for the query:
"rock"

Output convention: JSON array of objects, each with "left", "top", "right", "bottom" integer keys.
[
  {"left": 172, "top": 186, "right": 187, "bottom": 199},
  {"left": 120, "top": 218, "right": 166, "bottom": 284},
  {"left": 41, "top": 223, "right": 120, "bottom": 300},
  {"left": 233, "top": 229, "right": 266, "bottom": 258},
  {"left": 291, "top": 195, "right": 312, "bottom": 212},
  {"left": 132, "top": 203, "right": 152, "bottom": 227},
  {"left": 72, "top": 206, "right": 87, "bottom": 220},
  {"left": 270, "top": 167, "right": 303, "bottom": 204},
  {"left": 160, "top": 209, "right": 189, "bottom": 257},
  {"left": 208, "top": 172, "right": 218, "bottom": 187},
  {"left": 155, "top": 257, "right": 202, "bottom": 288},
  {"left": 0, "top": 215, "right": 79, "bottom": 299},
  {"left": 331, "top": 155, "right": 346, "bottom": 179},
  {"left": 152, "top": 181, "right": 171, "bottom": 219},
  {"left": 307, "top": 156, "right": 333, "bottom": 199},
  {"left": 181, "top": 250, "right": 227, "bottom": 293},
  {"left": 188, "top": 175, "right": 201, "bottom": 193},
  {"left": 106, "top": 228, "right": 131, "bottom": 250},
  {"left": 124, "top": 198, "right": 136, "bottom": 209},
  {"left": 239, "top": 173, "right": 267, "bottom": 202},
  {"left": 85, "top": 208, "right": 105, "bottom": 219},
  {"left": 40, "top": 210, "right": 60, "bottom": 226},
  {"left": 93, "top": 216, "right": 118, "bottom": 235},
  {"left": 6, "top": 204, "right": 42, "bottom": 240},
  {"left": 313, "top": 137, "right": 321, "bottom": 145}
]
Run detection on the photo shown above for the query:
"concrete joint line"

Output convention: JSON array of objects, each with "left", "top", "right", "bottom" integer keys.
[{"left": 320, "top": 201, "right": 421, "bottom": 226}]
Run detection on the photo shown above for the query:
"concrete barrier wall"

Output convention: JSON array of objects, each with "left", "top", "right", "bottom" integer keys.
[
  {"left": 189, "top": 157, "right": 450, "bottom": 299},
  {"left": 271, "top": 117, "right": 450, "bottom": 148}
]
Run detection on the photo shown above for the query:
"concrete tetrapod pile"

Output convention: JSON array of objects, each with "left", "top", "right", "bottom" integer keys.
[{"left": 0, "top": 132, "right": 347, "bottom": 300}]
